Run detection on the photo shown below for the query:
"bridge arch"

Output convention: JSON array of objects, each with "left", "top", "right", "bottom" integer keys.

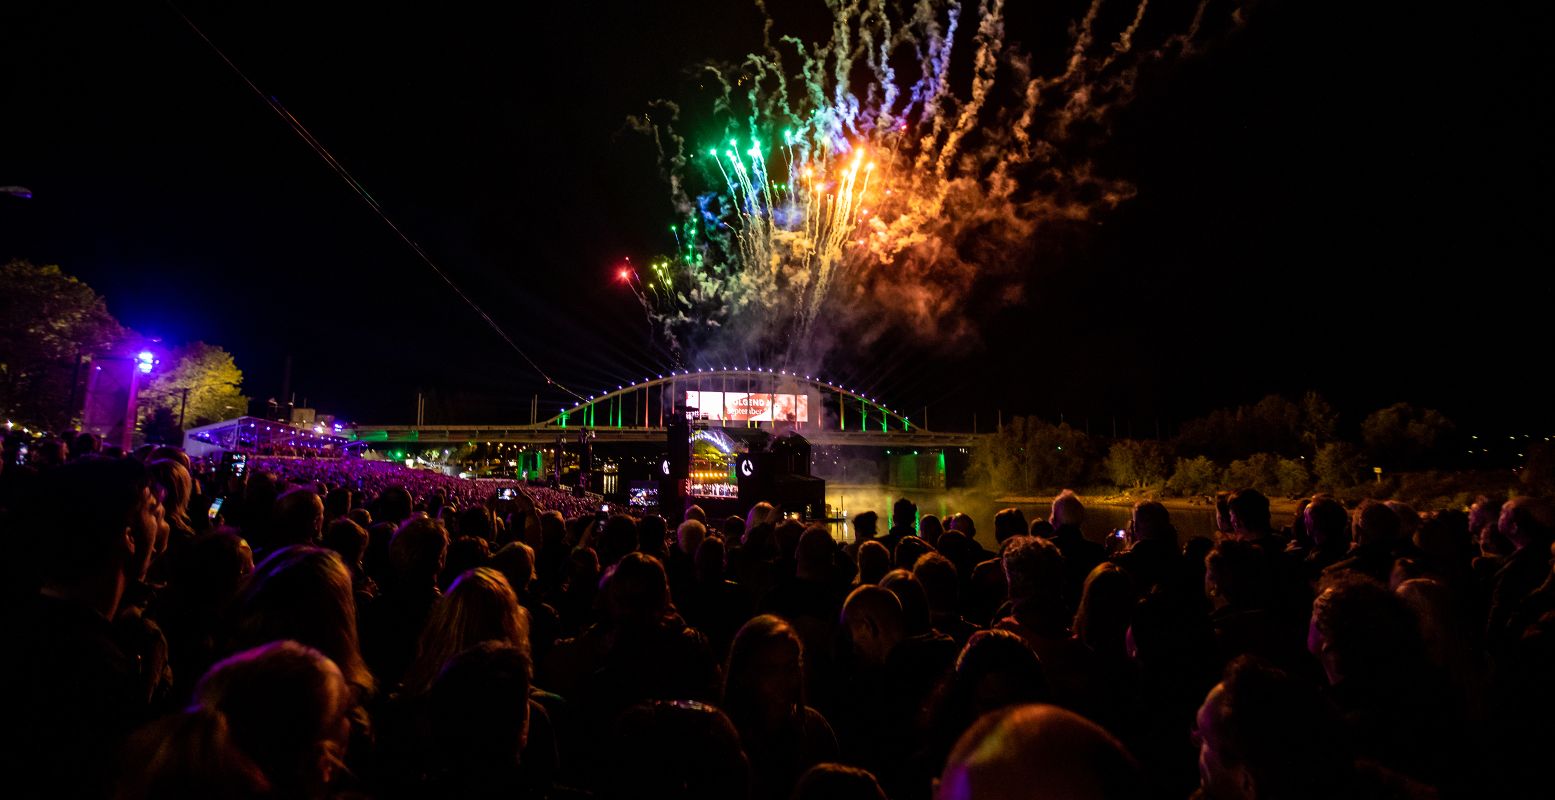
[{"left": 545, "top": 367, "right": 919, "bottom": 433}]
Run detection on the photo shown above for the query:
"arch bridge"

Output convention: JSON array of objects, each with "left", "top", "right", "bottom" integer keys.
[{"left": 351, "top": 368, "right": 983, "bottom": 448}]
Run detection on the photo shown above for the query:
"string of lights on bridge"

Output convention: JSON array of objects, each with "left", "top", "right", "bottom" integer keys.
[{"left": 565, "top": 366, "right": 905, "bottom": 420}]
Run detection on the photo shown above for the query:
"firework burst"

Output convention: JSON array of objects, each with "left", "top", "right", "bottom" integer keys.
[{"left": 628, "top": 0, "right": 1215, "bottom": 369}]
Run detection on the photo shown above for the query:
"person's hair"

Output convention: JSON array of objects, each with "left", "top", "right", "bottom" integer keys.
[
  {"left": 913, "top": 552, "right": 959, "bottom": 614},
  {"left": 926, "top": 628, "right": 1051, "bottom": 728},
  {"left": 323, "top": 487, "right": 352, "bottom": 521},
  {"left": 538, "top": 510, "right": 566, "bottom": 544},
  {"left": 599, "top": 514, "right": 639, "bottom": 566},
  {"left": 855, "top": 539, "right": 891, "bottom": 585},
  {"left": 389, "top": 515, "right": 449, "bottom": 581},
  {"left": 893, "top": 497, "right": 918, "bottom": 529},
  {"left": 852, "top": 510, "right": 879, "bottom": 538},
  {"left": 994, "top": 508, "right": 1029, "bottom": 543},
  {"left": 947, "top": 512, "right": 977, "bottom": 539},
  {"left": 919, "top": 514, "right": 944, "bottom": 544},
  {"left": 322, "top": 518, "right": 368, "bottom": 566},
  {"left": 1227, "top": 488, "right": 1271, "bottom": 533},
  {"left": 489, "top": 541, "right": 536, "bottom": 594},
  {"left": 72, "top": 431, "right": 101, "bottom": 458},
  {"left": 1001, "top": 536, "right": 1065, "bottom": 603},
  {"left": 694, "top": 534, "right": 727, "bottom": 582},
  {"left": 746, "top": 501, "right": 776, "bottom": 531},
  {"left": 229, "top": 546, "right": 375, "bottom": 695},
  {"left": 723, "top": 615, "right": 806, "bottom": 731},
  {"left": 116, "top": 706, "right": 270, "bottom": 800},
  {"left": 1073, "top": 563, "right": 1136, "bottom": 656},
  {"left": 881, "top": 569, "right": 934, "bottom": 635},
  {"left": 603, "top": 700, "right": 750, "bottom": 800},
  {"left": 1311, "top": 574, "right": 1424, "bottom": 682},
  {"left": 1129, "top": 500, "right": 1175, "bottom": 546},
  {"left": 1204, "top": 540, "right": 1273, "bottom": 609},
  {"left": 638, "top": 514, "right": 669, "bottom": 556},
  {"left": 403, "top": 566, "right": 531, "bottom": 695},
  {"left": 194, "top": 641, "right": 352, "bottom": 797},
  {"left": 893, "top": 535, "right": 932, "bottom": 569},
  {"left": 30, "top": 457, "right": 149, "bottom": 580},
  {"left": 457, "top": 506, "right": 496, "bottom": 541},
  {"left": 346, "top": 507, "right": 372, "bottom": 529},
  {"left": 148, "top": 445, "right": 189, "bottom": 470},
  {"left": 678, "top": 519, "right": 708, "bottom": 555},
  {"left": 273, "top": 487, "right": 324, "bottom": 547},
  {"left": 1352, "top": 500, "right": 1402, "bottom": 548},
  {"left": 380, "top": 486, "right": 414, "bottom": 523},
  {"left": 685, "top": 504, "right": 708, "bottom": 524},
  {"left": 791, "top": 763, "right": 888, "bottom": 800},
  {"left": 148, "top": 458, "right": 194, "bottom": 533},
  {"left": 1214, "top": 491, "right": 1234, "bottom": 533},
  {"left": 1204, "top": 656, "right": 1354, "bottom": 796},
  {"left": 1303, "top": 494, "right": 1349, "bottom": 547},
  {"left": 775, "top": 519, "right": 806, "bottom": 561},
  {"left": 721, "top": 515, "right": 746, "bottom": 543},
  {"left": 601, "top": 552, "right": 672, "bottom": 626},
  {"left": 1501, "top": 496, "right": 1555, "bottom": 546},
  {"left": 937, "top": 704, "right": 1141, "bottom": 800},
  {"left": 1050, "top": 490, "right": 1086, "bottom": 529},
  {"left": 424, "top": 641, "right": 533, "bottom": 774},
  {"left": 441, "top": 535, "right": 492, "bottom": 589},
  {"left": 796, "top": 525, "right": 836, "bottom": 577}
]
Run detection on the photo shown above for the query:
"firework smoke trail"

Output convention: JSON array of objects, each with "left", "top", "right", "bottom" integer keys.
[{"left": 630, "top": 0, "right": 1217, "bottom": 369}]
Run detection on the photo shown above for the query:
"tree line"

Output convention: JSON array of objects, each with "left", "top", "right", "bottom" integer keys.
[
  {"left": 968, "top": 391, "right": 1492, "bottom": 501},
  {"left": 0, "top": 260, "right": 248, "bottom": 439}
]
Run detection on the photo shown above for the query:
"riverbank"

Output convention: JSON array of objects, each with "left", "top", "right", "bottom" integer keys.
[{"left": 992, "top": 492, "right": 1303, "bottom": 518}]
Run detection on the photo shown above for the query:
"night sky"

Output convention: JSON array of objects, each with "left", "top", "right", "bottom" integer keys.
[{"left": 2, "top": 1, "right": 1550, "bottom": 436}]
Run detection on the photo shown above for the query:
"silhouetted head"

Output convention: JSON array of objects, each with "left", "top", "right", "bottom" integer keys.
[
  {"left": 994, "top": 507, "right": 1029, "bottom": 543},
  {"left": 1050, "top": 490, "right": 1086, "bottom": 529},
  {"left": 1002, "top": 536, "right": 1065, "bottom": 604},
  {"left": 893, "top": 497, "right": 918, "bottom": 530},
  {"left": 937, "top": 704, "right": 1141, "bottom": 800},
  {"left": 855, "top": 539, "right": 891, "bottom": 585},
  {"left": 1227, "top": 489, "right": 1271, "bottom": 537},
  {"left": 841, "top": 584, "right": 904, "bottom": 667},
  {"left": 792, "top": 763, "right": 887, "bottom": 800},
  {"left": 1302, "top": 495, "right": 1349, "bottom": 548},
  {"left": 195, "top": 640, "right": 353, "bottom": 797},
  {"left": 604, "top": 700, "right": 749, "bottom": 800},
  {"left": 1195, "top": 656, "right": 1352, "bottom": 800},
  {"left": 231, "top": 546, "right": 374, "bottom": 695}
]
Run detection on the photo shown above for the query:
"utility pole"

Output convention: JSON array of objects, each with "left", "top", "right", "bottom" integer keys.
[{"left": 178, "top": 386, "right": 191, "bottom": 428}]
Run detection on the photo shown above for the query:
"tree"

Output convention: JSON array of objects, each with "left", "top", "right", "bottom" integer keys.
[
  {"left": 1313, "top": 441, "right": 1367, "bottom": 491},
  {"left": 1166, "top": 456, "right": 1221, "bottom": 497},
  {"left": 1107, "top": 439, "right": 1170, "bottom": 489},
  {"left": 0, "top": 260, "right": 129, "bottom": 428},
  {"left": 969, "top": 416, "right": 1095, "bottom": 492},
  {"left": 1225, "top": 453, "right": 1282, "bottom": 495},
  {"left": 1521, "top": 442, "right": 1555, "bottom": 496},
  {"left": 1300, "top": 391, "right": 1339, "bottom": 454},
  {"left": 1361, "top": 403, "right": 1455, "bottom": 470},
  {"left": 142, "top": 407, "right": 182, "bottom": 445},
  {"left": 140, "top": 342, "right": 248, "bottom": 427},
  {"left": 1175, "top": 394, "right": 1304, "bottom": 462},
  {"left": 1275, "top": 457, "right": 1311, "bottom": 497}
]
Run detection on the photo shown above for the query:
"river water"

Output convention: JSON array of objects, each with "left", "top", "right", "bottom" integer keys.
[{"left": 822, "top": 484, "right": 1222, "bottom": 546}]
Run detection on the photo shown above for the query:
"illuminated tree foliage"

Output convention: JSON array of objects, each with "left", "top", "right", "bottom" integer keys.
[
  {"left": 140, "top": 342, "right": 249, "bottom": 427},
  {"left": 0, "top": 260, "right": 129, "bottom": 428}
]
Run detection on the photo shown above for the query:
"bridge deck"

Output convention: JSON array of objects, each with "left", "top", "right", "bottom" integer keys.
[{"left": 353, "top": 425, "right": 984, "bottom": 448}]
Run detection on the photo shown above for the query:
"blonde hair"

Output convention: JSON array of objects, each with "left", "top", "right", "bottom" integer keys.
[{"left": 402, "top": 567, "right": 531, "bottom": 695}]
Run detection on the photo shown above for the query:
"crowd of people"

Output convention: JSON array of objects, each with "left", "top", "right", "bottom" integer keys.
[
  {"left": 1, "top": 430, "right": 1552, "bottom": 799},
  {"left": 244, "top": 456, "right": 602, "bottom": 518}
]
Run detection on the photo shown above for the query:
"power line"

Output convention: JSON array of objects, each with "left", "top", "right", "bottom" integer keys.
[{"left": 166, "top": 2, "right": 583, "bottom": 401}]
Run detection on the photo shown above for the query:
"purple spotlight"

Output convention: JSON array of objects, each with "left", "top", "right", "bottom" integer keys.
[{"left": 136, "top": 351, "right": 155, "bottom": 374}]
